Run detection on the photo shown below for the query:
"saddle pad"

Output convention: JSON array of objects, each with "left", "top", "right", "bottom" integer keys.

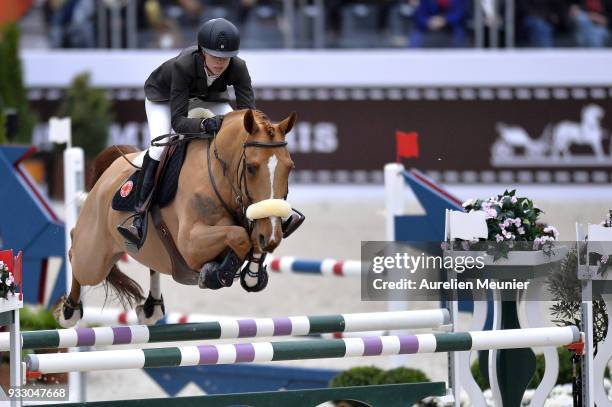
[{"left": 112, "top": 141, "right": 189, "bottom": 212}]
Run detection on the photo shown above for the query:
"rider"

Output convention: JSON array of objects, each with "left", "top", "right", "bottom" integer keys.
[{"left": 118, "top": 18, "right": 256, "bottom": 248}]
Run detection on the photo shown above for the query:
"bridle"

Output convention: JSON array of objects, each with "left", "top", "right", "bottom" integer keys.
[
  {"left": 151, "top": 127, "right": 291, "bottom": 235},
  {"left": 207, "top": 130, "right": 288, "bottom": 235}
]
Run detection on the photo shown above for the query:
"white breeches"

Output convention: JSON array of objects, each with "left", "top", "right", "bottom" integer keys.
[{"left": 145, "top": 98, "right": 233, "bottom": 161}]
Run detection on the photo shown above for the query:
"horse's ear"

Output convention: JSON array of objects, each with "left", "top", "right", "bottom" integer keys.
[
  {"left": 243, "top": 109, "right": 258, "bottom": 134},
  {"left": 279, "top": 112, "right": 297, "bottom": 135}
]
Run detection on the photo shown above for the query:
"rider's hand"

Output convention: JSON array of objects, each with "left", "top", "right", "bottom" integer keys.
[{"left": 200, "top": 115, "right": 224, "bottom": 134}]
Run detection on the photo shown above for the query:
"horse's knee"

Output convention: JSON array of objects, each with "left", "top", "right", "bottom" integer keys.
[{"left": 226, "top": 228, "right": 252, "bottom": 258}]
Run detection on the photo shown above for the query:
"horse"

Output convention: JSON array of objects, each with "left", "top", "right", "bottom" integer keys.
[
  {"left": 551, "top": 104, "right": 606, "bottom": 159},
  {"left": 54, "top": 109, "right": 298, "bottom": 328}
]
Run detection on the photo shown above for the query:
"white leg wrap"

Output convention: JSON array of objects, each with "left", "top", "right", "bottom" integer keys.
[{"left": 245, "top": 254, "right": 262, "bottom": 288}]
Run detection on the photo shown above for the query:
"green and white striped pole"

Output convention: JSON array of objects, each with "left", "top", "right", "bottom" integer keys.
[
  {"left": 2, "top": 309, "right": 450, "bottom": 351},
  {"left": 26, "top": 326, "right": 580, "bottom": 374}
]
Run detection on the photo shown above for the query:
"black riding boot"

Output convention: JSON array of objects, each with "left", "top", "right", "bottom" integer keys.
[{"left": 117, "top": 153, "right": 159, "bottom": 248}]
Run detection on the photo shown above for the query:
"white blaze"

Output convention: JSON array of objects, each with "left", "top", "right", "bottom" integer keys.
[{"left": 267, "top": 155, "right": 279, "bottom": 243}]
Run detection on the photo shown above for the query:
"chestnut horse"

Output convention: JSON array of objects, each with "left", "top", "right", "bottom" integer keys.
[{"left": 55, "top": 109, "right": 298, "bottom": 327}]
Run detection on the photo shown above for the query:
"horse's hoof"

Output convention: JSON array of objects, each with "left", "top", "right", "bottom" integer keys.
[
  {"left": 240, "top": 266, "right": 269, "bottom": 293},
  {"left": 53, "top": 295, "right": 83, "bottom": 328},
  {"left": 136, "top": 293, "right": 165, "bottom": 325},
  {"left": 198, "top": 262, "right": 223, "bottom": 290}
]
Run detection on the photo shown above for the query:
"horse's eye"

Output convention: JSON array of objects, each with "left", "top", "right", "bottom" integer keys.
[{"left": 246, "top": 163, "right": 257, "bottom": 175}]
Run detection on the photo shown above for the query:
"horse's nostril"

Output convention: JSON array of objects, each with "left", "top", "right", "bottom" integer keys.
[{"left": 258, "top": 234, "right": 266, "bottom": 248}]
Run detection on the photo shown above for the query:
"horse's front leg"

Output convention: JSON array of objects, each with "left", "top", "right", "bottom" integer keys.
[{"left": 176, "top": 221, "right": 252, "bottom": 289}]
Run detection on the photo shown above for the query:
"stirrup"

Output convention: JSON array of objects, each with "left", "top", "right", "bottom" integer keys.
[{"left": 117, "top": 213, "right": 147, "bottom": 252}]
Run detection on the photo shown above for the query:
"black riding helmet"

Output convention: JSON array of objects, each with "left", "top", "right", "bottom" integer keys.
[{"left": 197, "top": 18, "right": 240, "bottom": 58}]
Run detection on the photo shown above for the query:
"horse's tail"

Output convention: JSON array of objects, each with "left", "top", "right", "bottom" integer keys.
[
  {"left": 91, "top": 145, "right": 145, "bottom": 307},
  {"left": 106, "top": 263, "right": 145, "bottom": 308},
  {"left": 90, "top": 145, "right": 140, "bottom": 189}
]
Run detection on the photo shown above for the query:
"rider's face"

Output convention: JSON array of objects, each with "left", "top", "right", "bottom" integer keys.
[{"left": 204, "top": 53, "right": 231, "bottom": 76}]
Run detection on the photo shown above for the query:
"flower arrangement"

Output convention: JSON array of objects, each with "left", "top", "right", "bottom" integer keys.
[
  {"left": 460, "top": 190, "right": 558, "bottom": 259},
  {"left": 0, "top": 260, "right": 16, "bottom": 300}
]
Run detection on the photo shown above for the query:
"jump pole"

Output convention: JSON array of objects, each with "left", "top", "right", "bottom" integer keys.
[
  {"left": 49, "top": 116, "right": 86, "bottom": 403},
  {"left": 26, "top": 326, "right": 580, "bottom": 374},
  {"left": 266, "top": 256, "right": 362, "bottom": 277},
  {"left": 1, "top": 309, "right": 450, "bottom": 351}
]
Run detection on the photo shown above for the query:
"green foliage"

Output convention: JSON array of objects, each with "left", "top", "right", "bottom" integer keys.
[
  {"left": 20, "top": 306, "right": 61, "bottom": 331},
  {"left": 329, "top": 366, "right": 385, "bottom": 388},
  {"left": 470, "top": 347, "right": 609, "bottom": 391},
  {"left": 57, "top": 72, "right": 112, "bottom": 158},
  {"left": 549, "top": 247, "right": 608, "bottom": 348},
  {"left": 0, "top": 24, "right": 36, "bottom": 143},
  {"left": 372, "top": 367, "right": 430, "bottom": 384},
  {"left": 329, "top": 366, "right": 433, "bottom": 407},
  {"left": 470, "top": 357, "right": 489, "bottom": 389}
]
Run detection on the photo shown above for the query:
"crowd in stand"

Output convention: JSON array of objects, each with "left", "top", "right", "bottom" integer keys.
[{"left": 40, "top": 0, "right": 612, "bottom": 49}]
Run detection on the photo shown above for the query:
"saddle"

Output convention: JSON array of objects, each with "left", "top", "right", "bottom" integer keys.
[{"left": 112, "top": 142, "right": 189, "bottom": 212}]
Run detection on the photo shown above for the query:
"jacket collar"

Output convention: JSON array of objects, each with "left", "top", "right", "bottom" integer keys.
[
  {"left": 195, "top": 49, "right": 206, "bottom": 79},
  {"left": 196, "top": 51, "right": 235, "bottom": 81}
]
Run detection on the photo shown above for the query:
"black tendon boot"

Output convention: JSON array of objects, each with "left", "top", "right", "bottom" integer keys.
[
  {"left": 199, "top": 250, "right": 243, "bottom": 289},
  {"left": 117, "top": 153, "right": 159, "bottom": 249}
]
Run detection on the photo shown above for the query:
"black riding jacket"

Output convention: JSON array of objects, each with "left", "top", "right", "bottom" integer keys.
[{"left": 144, "top": 46, "right": 256, "bottom": 134}]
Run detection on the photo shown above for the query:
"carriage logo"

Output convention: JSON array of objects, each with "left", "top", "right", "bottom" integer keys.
[
  {"left": 490, "top": 104, "right": 611, "bottom": 167},
  {"left": 120, "top": 180, "right": 134, "bottom": 198}
]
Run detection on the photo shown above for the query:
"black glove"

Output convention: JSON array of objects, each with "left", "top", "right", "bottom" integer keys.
[{"left": 200, "top": 115, "right": 224, "bottom": 134}]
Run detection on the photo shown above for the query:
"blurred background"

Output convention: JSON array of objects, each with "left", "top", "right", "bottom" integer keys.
[
  {"left": 1, "top": 0, "right": 612, "bottom": 196},
  {"left": 14, "top": 0, "right": 612, "bottom": 50}
]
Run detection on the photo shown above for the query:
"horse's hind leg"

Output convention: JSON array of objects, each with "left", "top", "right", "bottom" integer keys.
[{"left": 136, "top": 270, "right": 166, "bottom": 325}]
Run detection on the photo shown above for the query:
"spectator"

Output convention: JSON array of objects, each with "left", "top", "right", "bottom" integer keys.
[
  {"left": 409, "top": 0, "right": 469, "bottom": 48},
  {"left": 569, "top": 0, "right": 611, "bottom": 47},
  {"left": 46, "top": 0, "right": 95, "bottom": 48},
  {"left": 516, "top": 0, "right": 570, "bottom": 47}
]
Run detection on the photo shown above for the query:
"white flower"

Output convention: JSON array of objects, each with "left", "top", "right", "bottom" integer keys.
[
  {"left": 495, "top": 234, "right": 504, "bottom": 242},
  {"left": 485, "top": 208, "right": 497, "bottom": 219},
  {"left": 440, "top": 242, "right": 450, "bottom": 250},
  {"left": 533, "top": 238, "right": 542, "bottom": 249},
  {"left": 603, "top": 255, "right": 610, "bottom": 264},
  {"left": 503, "top": 230, "right": 513, "bottom": 239},
  {"left": 518, "top": 227, "right": 525, "bottom": 235},
  {"left": 544, "top": 226, "right": 559, "bottom": 239},
  {"left": 514, "top": 218, "right": 522, "bottom": 226},
  {"left": 511, "top": 196, "right": 518, "bottom": 204}
]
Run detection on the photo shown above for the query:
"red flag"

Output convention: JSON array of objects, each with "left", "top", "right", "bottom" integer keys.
[{"left": 396, "top": 131, "right": 419, "bottom": 162}]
